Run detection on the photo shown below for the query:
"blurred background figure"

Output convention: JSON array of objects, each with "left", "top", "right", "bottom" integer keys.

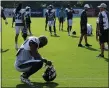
[
  {"left": 96, "top": 3, "right": 109, "bottom": 57},
  {"left": 78, "top": 4, "right": 92, "bottom": 47},
  {"left": 25, "top": 6, "right": 32, "bottom": 36},
  {"left": 65, "top": 4, "right": 75, "bottom": 36},
  {"left": 58, "top": 7, "right": 66, "bottom": 31},
  {"left": 47, "top": 5, "right": 57, "bottom": 36}
]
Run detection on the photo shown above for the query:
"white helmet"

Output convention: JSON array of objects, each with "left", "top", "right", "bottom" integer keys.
[
  {"left": 84, "top": 4, "right": 90, "bottom": 8},
  {"left": 98, "top": 3, "right": 107, "bottom": 8}
]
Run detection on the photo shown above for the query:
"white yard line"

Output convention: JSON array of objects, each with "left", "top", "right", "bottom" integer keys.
[{"left": 2, "top": 77, "right": 108, "bottom": 81}]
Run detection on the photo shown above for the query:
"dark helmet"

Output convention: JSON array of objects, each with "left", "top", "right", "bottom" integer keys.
[
  {"left": 67, "top": 4, "right": 70, "bottom": 8},
  {"left": 16, "top": 3, "right": 22, "bottom": 14},
  {"left": 72, "top": 31, "right": 76, "bottom": 35},
  {"left": 38, "top": 35, "right": 48, "bottom": 48},
  {"left": 42, "top": 65, "right": 56, "bottom": 82},
  {"left": 48, "top": 5, "right": 53, "bottom": 10}
]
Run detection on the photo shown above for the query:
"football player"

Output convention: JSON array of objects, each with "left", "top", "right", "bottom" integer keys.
[
  {"left": 96, "top": 3, "right": 109, "bottom": 57},
  {"left": 12, "top": 9, "right": 16, "bottom": 28},
  {"left": 1, "top": 6, "right": 8, "bottom": 25},
  {"left": 14, "top": 35, "right": 52, "bottom": 86},
  {"left": 47, "top": 5, "right": 57, "bottom": 36},
  {"left": 66, "top": 4, "right": 75, "bottom": 36},
  {"left": 78, "top": 4, "right": 92, "bottom": 47},
  {"left": 58, "top": 7, "right": 66, "bottom": 31},
  {"left": 25, "top": 6, "right": 32, "bottom": 36},
  {"left": 14, "top": 3, "right": 26, "bottom": 50},
  {"left": 1, "top": 6, "right": 8, "bottom": 52},
  {"left": 45, "top": 6, "right": 49, "bottom": 31}
]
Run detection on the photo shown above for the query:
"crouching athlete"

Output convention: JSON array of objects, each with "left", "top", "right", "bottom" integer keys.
[{"left": 14, "top": 35, "right": 52, "bottom": 86}]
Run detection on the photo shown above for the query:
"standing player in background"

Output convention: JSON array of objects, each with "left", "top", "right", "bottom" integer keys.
[
  {"left": 47, "top": 5, "right": 57, "bottom": 36},
  {"left": 45, "top": 6, "right": 49, "bottom": 31},
  {"left": 96, "top": 3, "right": 109, "bottom": 57},
  {"left": 78, "top": 4, "right": 92, "bottom": 47},
  {"left": 65, "top": 4, "right": 75, "bottom": 36},
  {"left": 58, "top": 7, "right": 66, "bottom": 31},
  {"left": 25, "top": 6, "right": 32, "bottom": 36},
  {"left": 1, "top": 6, "right": 8, "bottom": 52},
  {"left": 14, "top": 3, "right": 26, "bottom": 50},
  {"left": 1, "top": 6, "right": 8, "bottom": 26},
  {"left": 12, "top": 9, "right": 16, "bottom": 28}
]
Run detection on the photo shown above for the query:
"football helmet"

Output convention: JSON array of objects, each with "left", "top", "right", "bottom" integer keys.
[{"left": 42, "top": 65, "right": 56, "bottom": 82}]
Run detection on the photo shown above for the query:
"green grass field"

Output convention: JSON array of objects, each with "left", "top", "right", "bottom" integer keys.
[{"left": 1, "top": 17, "right": 108, "bottom": 88}]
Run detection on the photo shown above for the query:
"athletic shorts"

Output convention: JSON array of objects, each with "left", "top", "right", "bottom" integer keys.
[
  {"left": 99, "top": 29, "right": 109, "bottom": 43},
  {"left": 80, "top": 23, "right": 87, "bottom": 35},
  {"left": 59, "top": 17, "right": 64, "bottom": 23},
  {"left": 67, "top": 19, "right": 72, "bottom": 26},
  {"left": 48, "top": 20, "right": 55, "bottom": 26},
  {"left": 15, "top": 26, "right": 24, "bottom": 34}
]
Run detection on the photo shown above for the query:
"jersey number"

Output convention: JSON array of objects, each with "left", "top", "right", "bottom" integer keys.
[{"left": 15, "top": 13, "right": 22, "bottom": 20}]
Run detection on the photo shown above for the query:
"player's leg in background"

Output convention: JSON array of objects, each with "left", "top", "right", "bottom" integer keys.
[
  {"left": 53, "top": 20, "right": 57, "bottom": 35},
  {"left": 78, "top": 24, "right": 84, "bottom": 47},
  {"left": 45, "top": 18, "right": 48, "bottom": 31},
  {"left": 59, "top": 18, "right": 61, "bottom": 31},
  {"left": 69, "top": 19, "right": 72, "bottom": 33},
  {"left": 48, "top": 21, "right": 52, "bottom": 36},
  {"left": 22, "top": 27, "right": 27, "bottom": 41},
  {"left": 98, "top": 36, "right": 105, "bottom": 57},
  {"left": 67, "top": 20, "right": 70, "bottom": 35},
  {"left": 12, "top": 17, "right": 15, "bottom": 28},
  {"left": 78, "top": 33, "right": 84, "bottom": 47},
  {"left": 15, "top": 26, "right": 20, "bottom": 50},
  {"left": 28, "top": 23, "right": 32, "bottom": 36},
  {"left": 61, "top": 17, "right": 64, "bottom": 31}
]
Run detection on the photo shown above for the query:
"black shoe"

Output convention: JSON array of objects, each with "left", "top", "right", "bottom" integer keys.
[
  {"left": 78, "top": 44, "right": 83, "bottom": 47},
  {"left": 97, "top": 54, "right": 104, "bottom": 58},
  {"left": 85, "top": 44, "right": 92, "bottom": 47}
]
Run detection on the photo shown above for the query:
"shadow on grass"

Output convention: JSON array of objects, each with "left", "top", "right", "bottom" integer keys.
[
  {"left": 103, "top": 57, "right": 109, "bottom": 62},
  {"left": 51, "top": 35, "right": 60, "bottom": 37},
  {"left": 16, "top": 82, "right": 59, "bottom": 88},
  {"left": 1, "top": 49, "right": 9, "bottom": 53},
  {"left": 71, "top": 35, "right": 79, "bottom": 38},
  {"left": 84, "top": 47, "right": 99, "bottom": 51}
]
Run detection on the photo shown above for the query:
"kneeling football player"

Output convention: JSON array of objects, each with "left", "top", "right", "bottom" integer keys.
[{"left": 14, "top": 35, "right": 52, "bottom": 86}]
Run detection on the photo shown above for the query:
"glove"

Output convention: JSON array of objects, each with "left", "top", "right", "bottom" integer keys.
[{"left": 46, "top": 60, "right": 52, "bottom": 66}]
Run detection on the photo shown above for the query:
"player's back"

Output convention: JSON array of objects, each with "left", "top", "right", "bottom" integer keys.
[
  {"left": 47, "top": 9, "right": 55, "bottom": 21},
  {"left": 20, "top": 36, "right": 40, "bottom": 50},
  {"left": 66, "top": 8, "right": 73, "bottom": 19},
  {"left": 15, "top": 10, "right": 24, "bottom": 26}
]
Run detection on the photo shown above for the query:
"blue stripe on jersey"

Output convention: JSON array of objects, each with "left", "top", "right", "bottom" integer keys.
[{"left": 15, "top": 23, "right": 24, "bottom": 26}]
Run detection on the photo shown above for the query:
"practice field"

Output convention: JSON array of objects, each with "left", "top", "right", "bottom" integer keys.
[{"left": 1, "top": 17, "right": 108, "bottom": 88}]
